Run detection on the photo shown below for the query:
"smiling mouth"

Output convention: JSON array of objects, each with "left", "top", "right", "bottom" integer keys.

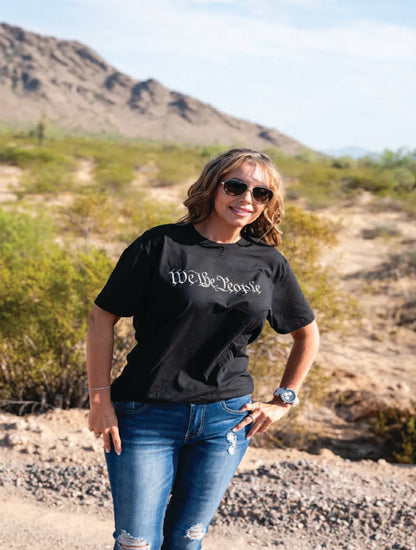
[{"left": 230, "top": 206, "right": 253, "bottom": 215}]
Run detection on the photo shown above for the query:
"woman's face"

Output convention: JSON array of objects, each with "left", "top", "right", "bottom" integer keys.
[{"left": 210, "top": 161, "right": 270, "bottom": 232}]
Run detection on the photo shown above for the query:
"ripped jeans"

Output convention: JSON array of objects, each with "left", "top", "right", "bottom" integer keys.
[{"left": 105, "top": 395, "right": 251, "bottom": 550}]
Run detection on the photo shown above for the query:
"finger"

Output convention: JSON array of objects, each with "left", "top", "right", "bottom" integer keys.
[
  {"left": 253, "top": 418, "right": 273, "bottom": 436},
  {"left": 103, "top": 432, "right": 112, "bottom": 454},
  {"left": 110, "top": 426, "right": 122, "bottom": 456},
  {"left": 232, "top": 413, "right": 255, "bottom": 433},
  {"left": 246, "top": 417, "right": 262, "bottom": 439},
  {"left": 239, "top": 404, "right": 253, "bottom": 412},
  {"left": 246, "top": 417, "right": 270, "bottom": 439}
]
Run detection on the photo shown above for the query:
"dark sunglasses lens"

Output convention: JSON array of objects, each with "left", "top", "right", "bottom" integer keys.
[
  {"left": 223, "top": 179, "right": 247, "bottom": 196},
  {"left": 222, "top": 179, "right": 273, "bottom": 203},
  {"left": 252, "top": 187, "right": 272, "bottom": 203}
]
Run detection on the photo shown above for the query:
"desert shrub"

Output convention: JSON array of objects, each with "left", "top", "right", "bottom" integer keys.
[
  {"left": 267, "top": 148, "right": 354, "bottom": 208},
  {"left": 372, "top": 406, "right": 416, "bottom": 464},
  {"left": 92, "top": 150, "right": 137, "bottom": 192},
  {"left": 389, "top": 167, "right": 415, "bottom": 192},
  {"left": 118, "top": 191, "right": 183, "bottom": 243},
  {"left": 63, "top": 189, "right": 182, "bottom": 243},
  {"left": 351, "top": 171, "right": 395, "bottom": 195},
  {"left": 0, "top": 142, "right": 77, "bottom": 194},
  {"left": 280, "top": 205, "right": 355, "bottom": 330},
  {"left": 0, "top": 144, "right": 68, "bottom": 166},
  {"left": 21, "top": 161, "right": 76, "bottom": 194},
  {"left": 330, "top": 156, "right": 356, "bottom": 170},
  {"left": 0, "top": 209, "right": 113, "bottom": 410},
  {"left": 64, "top": 191, "right": 115, "bottom": 237},
  {"left": 153, "top": 144, "right": 206, "bottom": 185},
  {"left": 0, "top": 208, "right": 53, "bottom": 259},
  {"left": 378, "top": 148, "right": 416, "bottom": 170},
  {"left": 361, "top": 224, "right": 401, "bottom": 240},
  {"left": 266, "top": 146, "right": 416, "bottom": 211},
  {"left": 54, "top": 139, "right": 205, "bottom": 192}
]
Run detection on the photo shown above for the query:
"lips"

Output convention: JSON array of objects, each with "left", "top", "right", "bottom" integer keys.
[{"left": 229, "top": 206, "right": 253, "bottom": 216}]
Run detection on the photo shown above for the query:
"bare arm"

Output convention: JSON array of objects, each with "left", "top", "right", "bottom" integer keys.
[
  {"left": 87, "top": 304, "right": 122, "bottom": 454},
  {"left": 272, "top": 319, "right": 320, "bottom": 398},
  {"left": 234, "top": 319, "right": 320, "bottom": 439}
]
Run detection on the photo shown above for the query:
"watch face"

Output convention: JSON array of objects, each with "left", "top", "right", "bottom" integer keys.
[{"left": 281, "top": 388, "right": 296, "bottom": 403}]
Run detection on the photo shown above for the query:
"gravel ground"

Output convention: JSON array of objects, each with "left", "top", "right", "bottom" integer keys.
[
  {"left": 1, "top": 410, "right": 415, "bottom": 549},
  {"left": 1, "top": 457, "right": 415, "bottom": 549}
]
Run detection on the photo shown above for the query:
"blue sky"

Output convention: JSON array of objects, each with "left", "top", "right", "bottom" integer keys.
[{"left": 1, "top": 0, "right": 416, "bottom": 153}]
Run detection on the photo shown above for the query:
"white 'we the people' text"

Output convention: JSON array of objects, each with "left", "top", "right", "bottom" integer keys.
[{"left": 168, "top": 269, "right": 262, "bottom": 295}]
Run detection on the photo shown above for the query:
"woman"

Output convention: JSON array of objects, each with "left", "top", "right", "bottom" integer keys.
[{"left": 87, "top": 148, "right": 319, "bottom": 550}]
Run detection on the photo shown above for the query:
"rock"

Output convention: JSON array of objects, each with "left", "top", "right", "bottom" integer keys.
[
  {"left": 26, "top": 421, "right": 45, "bottom": 434},
  {"left": 5, "top": 432, "right": 28, "bottom": 447},
  {"left": 0, "top": 443, "right": 415, "bottom": 548}
]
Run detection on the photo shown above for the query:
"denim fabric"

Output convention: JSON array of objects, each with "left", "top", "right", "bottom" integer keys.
[{"left": 105, "top": 395, "right": 251, "bottom": 550}]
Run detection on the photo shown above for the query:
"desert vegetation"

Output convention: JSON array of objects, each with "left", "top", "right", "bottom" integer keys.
[{"left": 0, "top": 128, "right": 415, "bottom": 461}]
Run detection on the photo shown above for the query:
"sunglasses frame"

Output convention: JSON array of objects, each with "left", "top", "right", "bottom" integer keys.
[{"left": 219, "top": 178, "right": 273, "bottom": 204}]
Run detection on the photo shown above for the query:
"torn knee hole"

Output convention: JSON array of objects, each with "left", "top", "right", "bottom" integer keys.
[
  {"left": 185, "top": 523, "right": 206, "bottom": 541},
  {"left": 117, "top": 529, "right": 151, "bottom": 549}
]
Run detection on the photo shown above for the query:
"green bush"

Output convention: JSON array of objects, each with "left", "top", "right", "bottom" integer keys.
[
  {"left": 153, "top": 144, "right": 207, "bottom": 185},
  {"left": 0, "top": 142, "right": 77, "bottom": 194},
  {"left": 343, "top": 169, "right": 395, "bottom": 194},
  {"left": 64, "top": 191, "right": 115, "bottom": 237},
  {"left": 372, "top": 406, "right": 416, "bottom": 464},
  {"left": 265, "top": 146, "right": 416, "bottom": 212},
  {"left": 0, "top": 144, "right": 68, "bottom": 166},
  {"left": 0, "top": 209, "right": 113, "bottom": 410},
  {"left": 118, "top": 192, "right": 183, "bottom": 243},
  {"left": 21, "top": 161, "right": 76, "bottom": 194},
  {"left": 281, "top": 205, "right": 355, "bottom": 330}
]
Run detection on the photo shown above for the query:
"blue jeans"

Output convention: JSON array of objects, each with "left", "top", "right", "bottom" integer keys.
[{"left": 105, "top": 395, "right": 251, "bottom": 550}]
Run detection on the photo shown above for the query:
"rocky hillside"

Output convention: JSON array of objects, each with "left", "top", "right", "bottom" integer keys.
[{"left": 0, "top": 22, "right": 306, "bottom": 152}]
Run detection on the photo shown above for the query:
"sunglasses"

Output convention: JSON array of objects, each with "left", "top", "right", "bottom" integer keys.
[{"left": 219, "top": 178, "right": 273, "bottom": 204}]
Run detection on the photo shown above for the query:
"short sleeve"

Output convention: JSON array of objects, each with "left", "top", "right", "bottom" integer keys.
[
  {"left": 267, "top": 256, "right": 315, "bottom": 334},
  {"left": 94, "top": 236, "right": 154, "bottom": 317}
]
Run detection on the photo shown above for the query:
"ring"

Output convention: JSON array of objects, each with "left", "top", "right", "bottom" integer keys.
[
  {"left": 247, "top": 414, "right": 254, "bottom": 423},
  {"left": 94, "top": 432, "right": 102, "bottom": 438}
]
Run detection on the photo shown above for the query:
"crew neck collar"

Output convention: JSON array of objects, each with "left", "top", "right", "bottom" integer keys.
[{"left": 189, "top": 224, "right": 252, "bottom": 248}]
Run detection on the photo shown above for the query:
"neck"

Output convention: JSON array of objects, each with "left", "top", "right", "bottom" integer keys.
[{"left": 194, "top": 221, "right": 242, "bottom": 244}]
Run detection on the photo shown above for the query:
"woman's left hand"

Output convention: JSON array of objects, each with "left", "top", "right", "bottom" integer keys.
[{"left": 232, "top": 400, "right": 292, "bottom": 439}]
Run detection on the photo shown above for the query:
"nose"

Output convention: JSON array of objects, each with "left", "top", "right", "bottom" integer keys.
[{"left": 239, "top": 188, "right": 254, "bottom": 203}]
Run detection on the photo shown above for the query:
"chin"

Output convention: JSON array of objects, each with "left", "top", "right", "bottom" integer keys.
[{"left": 228, "top": 219, "right": 248, "bottom": 229}]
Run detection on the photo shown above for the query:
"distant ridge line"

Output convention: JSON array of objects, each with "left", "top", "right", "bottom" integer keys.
[{"left": 0, "top": 22, "right": 309, "bottom": 154}]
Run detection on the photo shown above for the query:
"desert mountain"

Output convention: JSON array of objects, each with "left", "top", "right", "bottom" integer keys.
[{"left": 0, "top": 23, "right": 306, "bottom": 153}]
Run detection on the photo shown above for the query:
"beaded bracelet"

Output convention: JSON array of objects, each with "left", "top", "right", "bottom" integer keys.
[{"left": 88, "top": 384, "right": 111, "bottom": 391}]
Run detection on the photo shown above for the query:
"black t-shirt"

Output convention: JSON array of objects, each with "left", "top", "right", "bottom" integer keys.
[{"left": 95, "top": 223, "right": 315, "bottom": 403}]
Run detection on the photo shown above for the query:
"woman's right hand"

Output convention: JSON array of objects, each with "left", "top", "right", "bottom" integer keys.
[{"left": 88, "top": 401, "right": 122, "bottom": 455}]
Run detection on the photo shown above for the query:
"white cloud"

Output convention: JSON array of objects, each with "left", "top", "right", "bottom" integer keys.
[
  {"left": 192, "top": 0, "right": 236, "bottom": 3},
  {"left": 76, "top": 0, "right": 416, "bottom": 64},
  {"left": 281, "top": 0, "right": 334, "bottom": 5},
  {"left": 25, "top": 0, "right": 416, "bottom": 149}
]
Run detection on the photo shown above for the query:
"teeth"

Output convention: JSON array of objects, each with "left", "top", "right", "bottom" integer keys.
[{"left": 231, "top": 207, "right": 252, "bottom": 214}]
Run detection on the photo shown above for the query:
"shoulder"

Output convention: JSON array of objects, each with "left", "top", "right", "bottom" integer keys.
[
  {"left": 129, "top": 223, "right": 190, "bottom": 249},
  {"left": 243, "top": 235, "right": 287, "bottom": 262},
  {"left": 242, "top": 238, "right": 295, "bottom": 282}
]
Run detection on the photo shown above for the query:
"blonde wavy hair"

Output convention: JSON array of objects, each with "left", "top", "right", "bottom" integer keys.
[{"left": 179, "top": 148, "right": 284, "bottom": 247}]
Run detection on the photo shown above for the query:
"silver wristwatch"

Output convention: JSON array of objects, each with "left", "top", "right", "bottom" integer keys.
[{"left": 273, "top": 387, "right": 299, "bottom": 406}]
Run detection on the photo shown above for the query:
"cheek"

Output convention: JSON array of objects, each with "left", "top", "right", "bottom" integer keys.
[{"left": 213, "top": 189, "right": 231, "bottom": 211}]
